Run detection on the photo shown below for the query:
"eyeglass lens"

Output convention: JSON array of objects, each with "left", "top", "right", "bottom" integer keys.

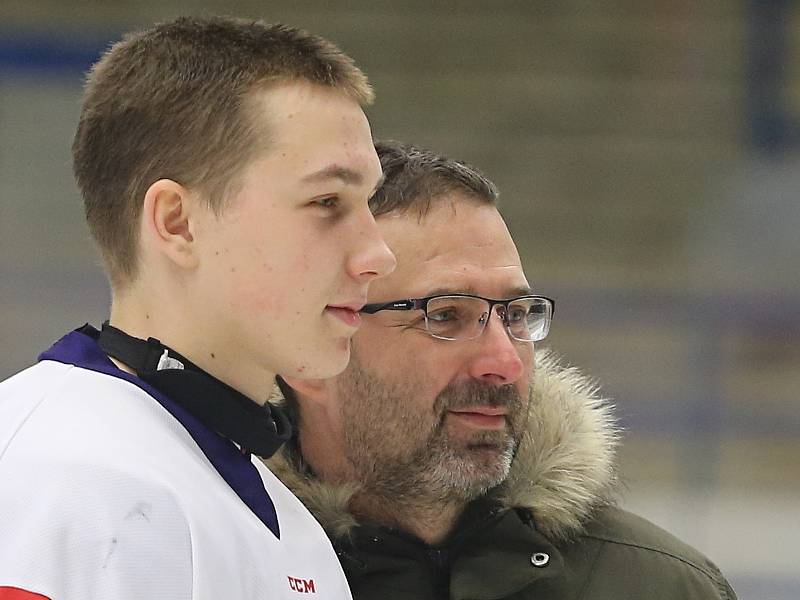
[{"left": 424, "top": 296, "right": 551, "bottom": 341}]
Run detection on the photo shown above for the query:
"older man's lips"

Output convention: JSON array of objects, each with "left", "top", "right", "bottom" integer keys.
[{"left": 448, "top": 406, "right": 508, "bottom": 429}]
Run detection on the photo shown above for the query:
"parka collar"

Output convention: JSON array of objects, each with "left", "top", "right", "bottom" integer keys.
[
  {"left": 265, "top": 349, "right": 619, "bottom": 543},
  {"left": 338, "top": 507, "right": 565, "bottom": 600}
]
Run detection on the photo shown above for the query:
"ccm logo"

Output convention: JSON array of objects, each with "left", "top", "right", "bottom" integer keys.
[{"left": 288, "top": 576, "right": 316, "bottom": 594}]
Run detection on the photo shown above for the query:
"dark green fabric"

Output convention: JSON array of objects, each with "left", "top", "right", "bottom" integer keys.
[{"left": 335, "top": 506, "right": 736, "bottom": 600}]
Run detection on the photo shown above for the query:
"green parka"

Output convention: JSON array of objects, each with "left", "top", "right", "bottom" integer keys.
[{"left": 266, "top": 351, "right": 736, "bottom": 599}]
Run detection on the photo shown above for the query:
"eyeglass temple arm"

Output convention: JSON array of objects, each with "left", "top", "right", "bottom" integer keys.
[{"left": 360, "top": 299, "right": 424, "bottom": 314}]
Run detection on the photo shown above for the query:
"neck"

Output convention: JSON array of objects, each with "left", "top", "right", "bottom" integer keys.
[
  {"left": 348, "top": 490, "right": 464, "bottom": 545},
  {"left": 109, "top": 292, "right": 272, "bottom": 405}
]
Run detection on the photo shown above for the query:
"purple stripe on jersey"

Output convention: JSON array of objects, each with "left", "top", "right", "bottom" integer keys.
[{"left": 39, "top": 326, "right": 281, "bottom": 538}]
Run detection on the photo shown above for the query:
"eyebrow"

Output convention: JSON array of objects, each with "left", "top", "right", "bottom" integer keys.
[
  {"left": 422, "top": 285, "right": 536, "bottom": 298},
  {"left": 301, "top": 164, "right": 379, "bottom": 188}
]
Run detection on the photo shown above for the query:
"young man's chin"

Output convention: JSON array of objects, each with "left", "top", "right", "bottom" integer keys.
[
  {"left": 325, "top": 337, "right": 352, "bottom": 374},
  {"left": 288, "top": 337, "right": 351, "bottom": 380}
]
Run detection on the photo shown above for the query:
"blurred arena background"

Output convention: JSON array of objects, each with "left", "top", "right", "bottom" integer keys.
[{"left": 1, "top": 2, "right": 798, "bottom": 597}]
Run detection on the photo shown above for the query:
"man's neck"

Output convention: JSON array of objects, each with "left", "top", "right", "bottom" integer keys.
[
  {"left": 348, "top": 490, "right": 465, "bottom": 546},
  {"left": 109, "top": 298, "right": 272, "bottom": 405}
]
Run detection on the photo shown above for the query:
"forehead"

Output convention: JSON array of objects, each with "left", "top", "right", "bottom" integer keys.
[
  {"left": 372, "top": 199, "right": 529, "bottom": 300},
  {"left": 247, "top": 82, "right": 380, "bottom": 178}
]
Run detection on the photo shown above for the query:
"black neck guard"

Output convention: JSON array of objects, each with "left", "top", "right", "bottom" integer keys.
[{"left": 96, "top": 322, "right": 291, "bottom": 458}]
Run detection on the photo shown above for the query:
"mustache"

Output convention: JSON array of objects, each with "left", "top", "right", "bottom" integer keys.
[{"left": 433, "top": 380, "right": 523, "bottom": 414}]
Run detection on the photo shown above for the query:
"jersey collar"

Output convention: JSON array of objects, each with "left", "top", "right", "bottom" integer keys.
[{"left": 39, "top": 325, "right": 281, "bottom": 538}]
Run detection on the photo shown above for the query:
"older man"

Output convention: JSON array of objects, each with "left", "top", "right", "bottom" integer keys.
[{"left": 268, "top": 141, "right": 737, "bottom": 599}]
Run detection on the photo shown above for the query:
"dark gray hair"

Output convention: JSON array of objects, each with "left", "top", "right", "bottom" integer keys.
[{"left": 370, "top": 141, "right": 499, "bottom": 218}]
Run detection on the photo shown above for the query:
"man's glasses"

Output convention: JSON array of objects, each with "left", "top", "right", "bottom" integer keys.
[{"left": 361, "top": 294, "right": 555, "bottom": 342}]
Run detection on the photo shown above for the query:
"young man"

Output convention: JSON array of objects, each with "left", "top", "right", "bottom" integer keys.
[
  {"left": 267, "top": 141, "right": 738, "bottom": 599},
  {"left": 0, "top": 17, "right": 395, "bottom": 600}
]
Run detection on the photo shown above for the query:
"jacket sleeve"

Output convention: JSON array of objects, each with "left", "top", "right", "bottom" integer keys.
[
  {"left": 710, "top": 566, "right": 738, "bottom": 600},
  {"left": 575, "top": 507, "right": 739, "bottom": 600},
  {"left": 0, "top": 457, "right": 194, "bottom": 600}
]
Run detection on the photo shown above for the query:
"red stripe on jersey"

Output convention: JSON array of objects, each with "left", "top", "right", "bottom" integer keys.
[{"left": 0, "top": 588, "right": 51, "bottom": 600}]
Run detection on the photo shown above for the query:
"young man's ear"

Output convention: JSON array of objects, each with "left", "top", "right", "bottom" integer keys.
[{"left": 141, "top": 178, "right": 200, "bottom": 270}]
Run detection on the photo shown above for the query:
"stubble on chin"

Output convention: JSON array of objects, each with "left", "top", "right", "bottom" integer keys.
[{"left": 339, "top": 361, "right": 528, "bottom": 505}]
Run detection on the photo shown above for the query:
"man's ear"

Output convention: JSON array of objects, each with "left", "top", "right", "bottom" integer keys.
[
  {"left": 279, "top": 375, "right": 330, "bottom": 405},
  {"left": 141, "top": 178, "right": 200, "bottom": 270}
]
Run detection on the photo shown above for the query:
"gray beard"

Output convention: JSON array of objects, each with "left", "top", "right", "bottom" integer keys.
[{"left": 338, "top": 354, "right": 527, "bottom": 509}]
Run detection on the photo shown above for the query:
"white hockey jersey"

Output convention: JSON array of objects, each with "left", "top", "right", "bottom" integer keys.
[{"left": 0, "top": 327, "right": 353, "bottom": 600}]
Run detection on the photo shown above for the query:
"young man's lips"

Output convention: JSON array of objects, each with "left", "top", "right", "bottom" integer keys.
[{"left": 325, "top": 306, "right": 362, "bottom": 328}]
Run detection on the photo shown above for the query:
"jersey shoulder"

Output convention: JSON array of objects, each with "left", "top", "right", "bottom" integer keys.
[{"left": 0, "top": 362, "right": 195, "bottom": 600}]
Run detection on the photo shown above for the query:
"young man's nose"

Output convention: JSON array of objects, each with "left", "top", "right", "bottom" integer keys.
[
  {"left": 466, "top": 310, "right": 525, "bottom": 386},
  {"left": 349, "top": 212, "right": 397, "bottom": 281}
]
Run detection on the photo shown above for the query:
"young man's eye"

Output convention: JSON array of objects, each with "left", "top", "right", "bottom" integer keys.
[{"left": 314, "top": 196, "right": 339, "bottom": 209}]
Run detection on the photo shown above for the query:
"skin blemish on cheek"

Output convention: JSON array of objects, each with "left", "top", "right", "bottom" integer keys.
[
  {"left": 210, "top": 352, "right": 216, "bottom": 359},
  {"left": 296, "top": 365, "right": 306, "bottom": 373}
]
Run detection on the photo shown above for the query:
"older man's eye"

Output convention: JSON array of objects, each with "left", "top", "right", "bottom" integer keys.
[
  {"left": 427, "top": 307, "right": 460, "bottom": 322},
  {"left": 506, "top": 307, "right": 527, "bottom": 323}
]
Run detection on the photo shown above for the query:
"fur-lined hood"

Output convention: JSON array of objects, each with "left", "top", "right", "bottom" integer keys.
[{"left": 265, "top": 350, "right": 619, "bottom": 543}]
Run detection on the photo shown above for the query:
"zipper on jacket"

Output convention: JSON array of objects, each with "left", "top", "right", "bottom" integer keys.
[
  {"left": 426, "top": 547, "right": 451, "bottom": 598},
  {"left": 426, "top": 547, "right": 449, "bottom": 570}
]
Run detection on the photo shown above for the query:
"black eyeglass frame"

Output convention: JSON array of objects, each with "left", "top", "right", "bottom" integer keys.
[{"left": 361, "top": 293, "right": 555, "bottom": 342}]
